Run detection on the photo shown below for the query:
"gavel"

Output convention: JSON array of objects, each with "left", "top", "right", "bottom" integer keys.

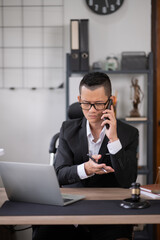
[{"left": 120, "top": 182, "right": 150, "bottom": 209}]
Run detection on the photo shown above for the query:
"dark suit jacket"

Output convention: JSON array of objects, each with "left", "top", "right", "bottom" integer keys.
[{"left": 54, "top": 117, "right": 139, "bottom": 188}]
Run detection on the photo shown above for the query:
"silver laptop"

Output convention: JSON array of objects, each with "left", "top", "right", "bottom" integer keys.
[{"left": 0, "top": 161, "right": 85, "bottom": 206}]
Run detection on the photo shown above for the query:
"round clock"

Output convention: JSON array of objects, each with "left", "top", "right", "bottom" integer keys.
[{"left": 86, "top": 0, "right": 124, "bottom": 15}]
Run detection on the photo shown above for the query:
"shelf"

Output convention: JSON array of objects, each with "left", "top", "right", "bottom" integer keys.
[
  {"left": 68, "top": 69, "right": 150, "bottom": 76},
  {"left": 119, "top": 118, "right": 148, "bottom": 124},
  {"left": 138, "top": 166, "right": 150, "bottom": 175},
  {"left": 66, "top": 52, "right": 154, "bottom": 185},
  {"left": 0, "top": 86, "right": 64, "bottom": 90},
  {"left": 93, "top": 69, "right": 150, "bottom": 74}
]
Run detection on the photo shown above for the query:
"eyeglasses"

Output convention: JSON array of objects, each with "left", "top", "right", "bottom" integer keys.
[{"left": 80, "top": 99, "right": 109, "bottom": 110}]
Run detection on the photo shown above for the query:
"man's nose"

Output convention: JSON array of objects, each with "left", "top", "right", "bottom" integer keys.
[{"left": 89, "top": 105, "right": 96, "bottom": 111}]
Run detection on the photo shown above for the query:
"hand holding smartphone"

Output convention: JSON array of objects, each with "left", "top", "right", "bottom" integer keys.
[{"left": 103, "top": 98, "right": 113, "bottom": 129}]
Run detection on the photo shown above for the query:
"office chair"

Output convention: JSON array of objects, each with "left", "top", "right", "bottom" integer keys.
[{"left": 49, "top": 102, "right": 83, "bottom": 165}]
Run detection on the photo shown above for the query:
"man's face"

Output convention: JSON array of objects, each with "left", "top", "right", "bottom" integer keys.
[{"left": 78, "top": 86, "right": 109, "bottom": 124}]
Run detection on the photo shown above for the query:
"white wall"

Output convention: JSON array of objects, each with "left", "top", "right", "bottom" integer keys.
[
  {"left": 0, "top": 89, "right": 65, "bottom": 165},
  {"left": 0, "top": 1, "right": 151, "bottom": 239}
]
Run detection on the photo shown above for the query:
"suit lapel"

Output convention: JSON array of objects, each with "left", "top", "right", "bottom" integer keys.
[{"left": 79, "top": 118, "right": 89, "bottom": 163}]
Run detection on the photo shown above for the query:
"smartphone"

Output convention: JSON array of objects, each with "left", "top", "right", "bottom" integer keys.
[{"left": 104, "top": 99, "right": 113, "bottom": 129}]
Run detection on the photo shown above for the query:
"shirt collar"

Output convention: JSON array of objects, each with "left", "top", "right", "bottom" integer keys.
[{"left": 86, "top": 120, "right": 106, "bottom": 142}]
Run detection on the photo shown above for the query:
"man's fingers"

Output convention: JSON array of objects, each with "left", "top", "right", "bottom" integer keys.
[
  {"left": 92, "top": 154, "right": 102, "bottom": 162},
  {"left": 94, "top": 163, "right": 115, "bottom": 174}
]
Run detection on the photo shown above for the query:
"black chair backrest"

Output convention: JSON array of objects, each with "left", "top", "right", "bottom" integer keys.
[
  {"left": 67, "top": 102, "right": 84, "bottom": 119},
  {"left": 49, "top": 133, "right": 60, "bottom": 154}
]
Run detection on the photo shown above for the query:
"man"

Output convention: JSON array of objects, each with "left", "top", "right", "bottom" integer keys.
[
  {"left": 33, "top": 72, "right": 138, "bottom": 240},
  {"left": 54, "top": 72, "right": 138, "bottom": 240}
]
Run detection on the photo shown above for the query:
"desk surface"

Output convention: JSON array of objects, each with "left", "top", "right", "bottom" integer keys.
[{"left": 0, "top": 187, "right": 160, "bottom": 225}]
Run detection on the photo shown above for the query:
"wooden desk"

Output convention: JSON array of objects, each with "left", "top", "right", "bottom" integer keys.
[{"left": 0, "top": 187, "right": 160, "bottom": 225}]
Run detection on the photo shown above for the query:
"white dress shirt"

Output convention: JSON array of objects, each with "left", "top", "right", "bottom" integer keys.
[{"left": 77, "top": 120, "right": 122, "bottom": 179}]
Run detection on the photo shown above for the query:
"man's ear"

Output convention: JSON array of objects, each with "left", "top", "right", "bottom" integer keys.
[{"left": 77, "top": 96, "right": 81, "bottom": 102}]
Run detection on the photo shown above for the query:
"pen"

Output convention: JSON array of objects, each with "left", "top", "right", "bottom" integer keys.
[{"left": 87, "top": 154, "right": 107, "bottom": 173}]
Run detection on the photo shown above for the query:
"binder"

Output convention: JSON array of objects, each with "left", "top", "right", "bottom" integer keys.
[
  {"left": 70, "top": 20, "right": 80, "bottom": 72},
  {"left": 79, "top": 19, "right": 89, "bottom": 72}
]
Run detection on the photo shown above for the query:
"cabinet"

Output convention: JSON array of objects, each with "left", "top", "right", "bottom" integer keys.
[{"left": 66, "top": 52, "right": 153, "bottom": 185}]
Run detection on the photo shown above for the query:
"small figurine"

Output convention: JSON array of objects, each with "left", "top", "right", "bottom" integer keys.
[
  {"left": 105, "top": 55, "right": 119, "bottom": 71},
  {"left": 92, "top": 61, "right": 102, "bottom": 70},
  {"left": 130, "top": 78, "right": 144, "bottom": 117}
]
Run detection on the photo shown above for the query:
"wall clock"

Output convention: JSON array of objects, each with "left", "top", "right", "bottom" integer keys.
[{"left": 86, "top": 0, "right": 124, "bottom": 15}]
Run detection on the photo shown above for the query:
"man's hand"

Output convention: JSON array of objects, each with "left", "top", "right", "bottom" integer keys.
[
  {"left": 101, "top": 105, "right": 118, "bottom": 142},
  {"left": 84, "top": 154, "right": 114, "bottom": 176}
]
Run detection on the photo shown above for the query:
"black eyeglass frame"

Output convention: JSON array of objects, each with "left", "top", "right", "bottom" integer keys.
[{"left": 79, "top": 98, "right": 110, "bottom": 110}]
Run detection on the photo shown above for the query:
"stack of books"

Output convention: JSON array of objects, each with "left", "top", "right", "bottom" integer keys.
[{"left": 140, "top": 184, "right": 160, "bottom": 199}]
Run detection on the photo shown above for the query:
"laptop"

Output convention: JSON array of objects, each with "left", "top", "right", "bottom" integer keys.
[{"left": 0, "top": 161, "right": 85, "bottom": 206}]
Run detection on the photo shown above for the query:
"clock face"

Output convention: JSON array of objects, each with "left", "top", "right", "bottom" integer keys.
[{"left": 86, "top": 0, "right": 124, "bottom": 15}]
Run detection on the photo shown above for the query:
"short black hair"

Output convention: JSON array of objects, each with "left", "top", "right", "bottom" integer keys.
[{"left": 79, "top": 72, "right": 112, "bottom": 97}]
